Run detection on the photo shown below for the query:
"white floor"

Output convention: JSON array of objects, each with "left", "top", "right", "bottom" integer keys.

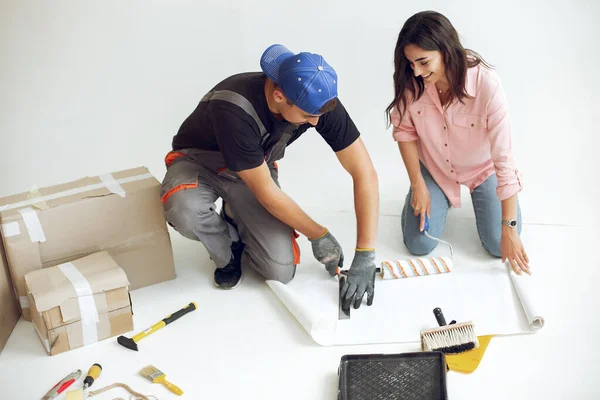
[
  {"left": 0, "top": 211, "right": 598, "bottom": 400},
  {"left": 1, "top": 2, "right": 598, "bottom": 399}
]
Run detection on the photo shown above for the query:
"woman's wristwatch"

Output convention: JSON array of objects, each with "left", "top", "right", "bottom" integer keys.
[{"left": 501, "top": 219, "right": 517, "bottom": 228}]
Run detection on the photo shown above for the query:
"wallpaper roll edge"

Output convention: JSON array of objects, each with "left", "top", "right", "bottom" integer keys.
[
  {"left": 266, "top": 280, "right": 336, "bottom": 346},
  {"left": 506, "top": 262, "right": 545, "bottom": 330}
]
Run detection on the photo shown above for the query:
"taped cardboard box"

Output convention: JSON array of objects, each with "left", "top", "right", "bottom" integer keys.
[
  {"left": 25, "top": 251, "right": 133, "bottom": 356},
  {"left": 0, "top": 166, "right": 175, "bottom": 320},
  {"left": 0, "top": 239, "right": 19, "bottom": 354}
]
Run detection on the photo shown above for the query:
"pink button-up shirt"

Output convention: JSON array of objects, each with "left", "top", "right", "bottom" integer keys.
[{"left": 391, "top": 64, "right": 522, "bottom": 208}]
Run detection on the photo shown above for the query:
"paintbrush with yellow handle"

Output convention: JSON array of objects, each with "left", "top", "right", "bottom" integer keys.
[{"left": 139, "top": 365, "right": 183, "bottom": 395}]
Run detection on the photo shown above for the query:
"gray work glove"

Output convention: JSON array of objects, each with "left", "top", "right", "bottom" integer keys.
[
  {"left": 341, "top": 250, "right": 377, "bottom": 309},
  {"left": 309, "top": 230, "right": 344, "bottom": 277}
]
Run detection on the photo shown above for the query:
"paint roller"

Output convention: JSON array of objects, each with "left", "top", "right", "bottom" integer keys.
[{"left": 380, "top": 215, "right": 454, "bottom": 279}]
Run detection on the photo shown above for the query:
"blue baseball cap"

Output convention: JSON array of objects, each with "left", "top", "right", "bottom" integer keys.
[{"left": 260, "top": 44, "right": 338, "bottom": 115}]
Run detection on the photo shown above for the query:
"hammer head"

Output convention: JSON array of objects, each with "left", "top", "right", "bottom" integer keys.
[{"left": 117, "top": 335, "right": 138, "bottom": 351}]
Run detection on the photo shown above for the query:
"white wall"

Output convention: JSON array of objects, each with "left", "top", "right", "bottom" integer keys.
[{"left": 1, "top": 0, "right": 598, "bottom": 226}]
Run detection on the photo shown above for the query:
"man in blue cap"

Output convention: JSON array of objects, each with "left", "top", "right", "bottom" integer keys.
[{"left": 161, "top": 44, "right": 379, "bottom": 310}]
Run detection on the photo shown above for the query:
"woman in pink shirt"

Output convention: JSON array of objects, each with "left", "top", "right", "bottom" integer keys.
[{"left": 386, "top": 11, "right": 530, "bottom": 275}]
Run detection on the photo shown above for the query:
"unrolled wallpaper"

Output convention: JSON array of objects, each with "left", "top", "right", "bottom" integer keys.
[{"left": 267, "top": 260, "right": 545, "bottom": 346}]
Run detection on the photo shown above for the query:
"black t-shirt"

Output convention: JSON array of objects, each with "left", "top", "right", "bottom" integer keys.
[{"left": 172, "top": 72, "right": 361, "bottom": 172}]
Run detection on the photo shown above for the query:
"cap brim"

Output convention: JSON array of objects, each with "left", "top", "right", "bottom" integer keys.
[{"left": 260, "top": 44, "right": 294, "bottom": 83}]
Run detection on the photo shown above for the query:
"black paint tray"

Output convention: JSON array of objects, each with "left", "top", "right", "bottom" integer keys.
[{"left": 337, "top": 351, "right": 448, "bottom": 400}]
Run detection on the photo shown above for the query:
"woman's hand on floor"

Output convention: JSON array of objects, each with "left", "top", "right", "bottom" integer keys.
[{"left": 501, "top": 228, "right": 530, "bottom": 275}]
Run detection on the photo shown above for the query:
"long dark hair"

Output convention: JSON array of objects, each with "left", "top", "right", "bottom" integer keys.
[{"left": 385, "top": 11, "right": 493, "bottom": 126}]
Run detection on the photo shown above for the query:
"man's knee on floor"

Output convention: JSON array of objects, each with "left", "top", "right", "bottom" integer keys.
[
  {"left": 258, "top": 259, "right": 296, "bottom": 284},
  {"left": 404, "top": 235, "right": 438, "bottom": 256}
]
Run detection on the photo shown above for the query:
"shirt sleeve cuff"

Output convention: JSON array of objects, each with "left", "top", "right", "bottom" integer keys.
[
  {"left": 392, "top": 128, "right": 418, "bottom": 142},
  {"left": 496, "top": 170, "right": 523, "bottom": 201}
]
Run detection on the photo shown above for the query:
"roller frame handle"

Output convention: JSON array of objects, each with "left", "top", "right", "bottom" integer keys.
[{"left": 433, "top": 307, "right": 447, "bottom": 326}]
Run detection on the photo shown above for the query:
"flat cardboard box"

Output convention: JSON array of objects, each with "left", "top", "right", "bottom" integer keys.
[
  {"left": 0, "top": 238, "right": 19, "bottom": 353},
  {"left": 0, "top": 166, "right": 176, "bottom": 320},
  {"left": 25, "top": 251, "right": 134, "bottom": 356}
]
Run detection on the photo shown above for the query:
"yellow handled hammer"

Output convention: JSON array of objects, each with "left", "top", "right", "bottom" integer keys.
[{"left": 118, "top": 302, "right": 197, "bottom": 351}]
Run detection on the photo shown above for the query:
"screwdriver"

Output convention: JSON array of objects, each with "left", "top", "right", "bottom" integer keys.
[{"left": 83, "top": 363, "right": 102, "bottom": 390}]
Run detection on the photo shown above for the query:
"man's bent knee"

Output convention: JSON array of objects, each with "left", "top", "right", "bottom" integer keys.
[
  {"left": 246, "top": 253, "right": 296, "bottom": 284},
  {"left": 263, "top": 263, "right": 296, "bottom": 284},
  {"left": 163, "top": 192, "right": 210, "bottom": 240}
]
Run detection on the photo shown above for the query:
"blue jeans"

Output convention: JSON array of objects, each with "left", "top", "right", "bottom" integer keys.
[{"left": 401, "top": 164, "right": 522, "bottom": 257}]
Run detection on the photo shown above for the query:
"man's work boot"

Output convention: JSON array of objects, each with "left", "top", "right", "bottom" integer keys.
[
  {"left": 214, "top": 201, "right": 244, "bottom": 289},
  {"left": 213, "top": 240, "right": 244, "bottom": 289}
]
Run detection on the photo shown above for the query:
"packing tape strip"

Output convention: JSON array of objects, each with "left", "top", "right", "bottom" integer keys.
[
  {"left": 20, "top": 295, "right": 29, "bottom": 308},
  {"left": 18, "top": 207, "right": 46, "bottom": 243},
  {"left": 0, "top": 172, "right": 153, "bottom": 212},
  {"left": 100, "top": 173, "right": 126, "bottom": 198},
  {"left": 379, "top": 256, "right": 453, "bottom": 279},
  {"left": 1, "top": 221, "right": 20, "bottom": 237},
  {"left": 58, "top": 262, "right": 99, "bottom": 346},
  {"left": 33, "top": 321, "right": 51, "bottom": 353},
  {"left": 28, "top": 186, "right": 50, "bottom": 210}
]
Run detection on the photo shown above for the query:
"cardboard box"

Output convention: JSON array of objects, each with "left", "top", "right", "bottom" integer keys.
[
  {"left": 0, "top": 166, "right": 175, "bottom": 320},
  {"left": 0, "top": 239, "right": 19, "bottom": 353},
  {"left": 25, "top": 251, "right": 134, "bottom": 356}
]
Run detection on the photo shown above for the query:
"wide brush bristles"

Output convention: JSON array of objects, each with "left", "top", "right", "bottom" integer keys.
[
  {"left": 421, "top": 322, "right": 479, "bottom": 355},
  {"left": 139, "top": 365, "right": 164, "bottom": 382}
]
